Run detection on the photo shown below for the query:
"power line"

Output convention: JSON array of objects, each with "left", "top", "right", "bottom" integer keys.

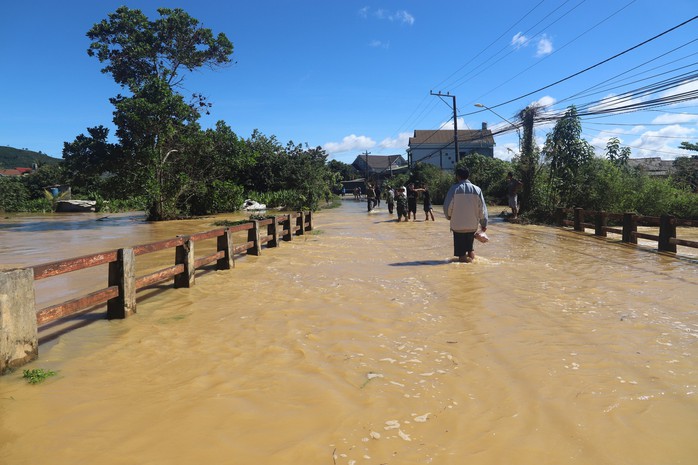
[
  {"left": 460, "top": 15, "right": 698, "bottom": 115},
  {"left": 466, "top": 0, "right": 636, "bottom": 107},
  {"left": 432, "top": 0, "right": 549, "bottom": 92},
  {"left": 584, "top": 126, "right": 698, "bottom": 140},
  {"left": 445, "top": 0, "right": 583, "bottom": 94},
  {"left": 554, "top": 42, "right": 698, "bottom": 105}
]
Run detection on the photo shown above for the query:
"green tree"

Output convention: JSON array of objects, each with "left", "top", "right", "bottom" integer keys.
[
  {"left": 0, "top": 177, "right": 30, "bottom": 212},
  {"left": 87, "top": 7, "right": 233, "bottom": 92},
  {"left": 542, "top": 106, "right": 595, "bottom": 207},
  {"left": 62, "top": 126, "right": 123, "bottom": 197},
  {"left": 327, "top": 159, "right": 360, "bottom": 182},
  {"left": 605, "top": 137, "right": 631, "bottom": 167},
  {"left": 21, "top": 164, "right": 65, "bottom": 200},
  {"left": 674, "top": 142, "right": 698, "bottom": 192},
  {"left": 405, "top": 162, "right": 453, "bottom": 204},
  {"left": 457, "top": 153, "right": 513, "bottom": 202},
  {"left": 87, "top": 7, "right": 234, "bottom": 220}
]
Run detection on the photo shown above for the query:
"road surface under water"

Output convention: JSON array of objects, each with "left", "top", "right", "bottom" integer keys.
[{"left": 1, "top": 200, "right": 697, "bottom": 465}]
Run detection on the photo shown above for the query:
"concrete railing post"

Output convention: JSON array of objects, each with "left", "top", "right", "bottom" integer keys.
[
  {"left": 217, "top": 228, "right": 235, "bottom": 269},
  {"left": 174, "top": 236, "right": 195, "bottom": 288},
  {"left": 107, "top": 248, "right": 136, "bottom": 319},
  {"left": 247, "top": 220, "right": 261, "bottom": 256},
  {"left": 555, "top": 207, "right": 565, "bottom": 227},
  {"left": 0, "top": 268, "right": 38, "bottom": 375}
]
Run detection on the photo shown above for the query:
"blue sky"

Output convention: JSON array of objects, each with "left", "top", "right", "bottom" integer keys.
[{"left": 1, "top": 0, "right": 697, "bottom": 165}]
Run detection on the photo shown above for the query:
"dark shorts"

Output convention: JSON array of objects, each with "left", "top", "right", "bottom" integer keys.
[
  {"left": 423, "top": 202, "right": 432, "bottom": 212},
  {"left": 408, "top": 198, "right": 417, "bottom": 213},
  {"left": 453, "top": 231, "right": 475, "bottom": 257}
]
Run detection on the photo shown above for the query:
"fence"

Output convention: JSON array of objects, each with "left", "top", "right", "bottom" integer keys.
[
  {"left": 0, "top": 211, "right": 313, "bottom": 375},
  {"left": 555, "top": 207, "right": 698, "bottom": 254}
]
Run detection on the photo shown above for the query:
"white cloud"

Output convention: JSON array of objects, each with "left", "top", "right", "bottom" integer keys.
[
  {"left": 533, "top": 95, "right": 556, "bottom": 109},
  {"left": 369, "top": 39, "right": 390, "bottom": 49},
  {"left": 627, "top": 124, "right": 696, "bottom": 159},
  {"left": 438, "top": 117, "right": 465, "bottom": 131},
  {"left": 511, "top": 32, "right": 528, "bottom": 48},
  {"left": 379, "top": 132, "right": 410, "bottom": 150},
  {"left": 536, "top": 35, "right": 553, "bottom": 57},
  {"left": 393, "top": 10, "right": 415, "bottom": 25},
  {"left": 323, "top": 134, "right": 376, "bottom": 154},
  {"left": 651, "top": 113, "right": 698, "bottom": 124},
  {"left": 360, "top": 7, "right": 414, "bottom": 25},
  {"left": 661, "top": 78, "right": 698, "bottom": 99}
]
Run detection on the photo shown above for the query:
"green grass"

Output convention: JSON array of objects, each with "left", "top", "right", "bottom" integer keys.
[{"left": 22, "top": 368, "right": 57, "bottom": 384}]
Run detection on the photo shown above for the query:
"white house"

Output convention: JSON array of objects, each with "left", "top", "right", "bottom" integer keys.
[{"left": 407, "top": 123, "right": 495, "bottom": 170}]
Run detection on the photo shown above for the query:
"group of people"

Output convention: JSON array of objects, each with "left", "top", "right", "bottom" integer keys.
[
  {"left": 361, "top": 170, "right": 522, "bottom": 263},
  {"left": 374, "top": 183, "right": 435, "bottom": 222}
]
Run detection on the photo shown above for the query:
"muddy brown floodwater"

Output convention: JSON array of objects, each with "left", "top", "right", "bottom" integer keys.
[{"left": 1, "top": 200, "right": 697, "bottom": 465}]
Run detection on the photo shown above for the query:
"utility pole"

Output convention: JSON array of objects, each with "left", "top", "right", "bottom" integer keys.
[
  {"left": 362, "top": 150, "right": 371, "bottom": 182},
  {"left": 431, "top": 91, "right": 459, "bottom": 164}
]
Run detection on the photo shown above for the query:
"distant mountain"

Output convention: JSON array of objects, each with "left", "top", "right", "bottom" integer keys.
[{"left": 0, "top": 146, "right": 61, "bottom": 169}]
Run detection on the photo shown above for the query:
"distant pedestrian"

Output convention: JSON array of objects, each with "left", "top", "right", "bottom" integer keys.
[
  {"left": 366, "top": 183, "right": 376, "bottom": 212},
  {"left": 395, "top": 187, "right": 408, "bottom": 222},
  {"left": 443, "top": 167, "right": 488, "bottom": 263},
  {"left": 375, "top": 185, "right": 381, "bottom": 207},
  {"left": 386, "top": 186, "right": 395, "bottom": 214},
  {"left": 506, "top": 172, "right": 523, "bottom": 219},
  {"left": 407, "top": 183, "right": 418, "bottom": 221},
  {"left": 416, "top": 184, "right": 435, "bottom": 221}
]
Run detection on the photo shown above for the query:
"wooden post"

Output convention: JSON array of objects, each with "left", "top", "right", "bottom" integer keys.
[
  {"left": 268, "top": 216, "right": 279, "bottom": 248},
  {"left": 658, "top": 214, "right": 677, "bottom": 253},
  {"left": 174, "top": 236, "right": 195, "bottom": 288},
  {"left": 247, "top": 220, "right": 261, "bottom": 255},
  {"left": 283, "top": 214, "right": 293, "bottom": 242},
  {"left": 574, "top": 207, "right": 584, "bottom": 231},
  {"left": 295, "top": 212, "right": 305, "bottom": 236},
  {"left": 217, "top": 228, "right": 234, "bottom": 269},
  {"left": 622, "top": 213, "right": 637, "bottom": 244},
  {"left": 0, "top": 268, "right": 38, "bottom": 375},
  {"left": 555, "top": 207, "right": 565, "bottom": 227},
  {"left": 306, "top": 210, "right": 313, "bottom": 232},
  {"left": 595, "top": 211, "right": 607, "bottom": 237},
  {"left": 107, "top": 248, "right": 136, "bottom": 319}
]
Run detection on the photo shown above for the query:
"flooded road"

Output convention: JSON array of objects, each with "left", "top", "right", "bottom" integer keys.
[{"left": 1, "top": 200, "right": 697, "bottom": 465}]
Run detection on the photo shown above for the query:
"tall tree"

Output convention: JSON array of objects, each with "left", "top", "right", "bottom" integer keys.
[
  {"left": 87, "top": 7, "right": 234, "bottom": 220},
  {"left": 542, "top": 106, "right": 595, "bottom": 207}
]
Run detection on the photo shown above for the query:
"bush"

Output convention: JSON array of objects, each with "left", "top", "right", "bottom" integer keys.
[{"left": 0, "top": 177, "right": 30, "bottom": 212}]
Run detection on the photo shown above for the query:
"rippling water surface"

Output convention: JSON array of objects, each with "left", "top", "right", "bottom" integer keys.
[{"left": 1, "top": 201, "right": 697, "bottom": 465}]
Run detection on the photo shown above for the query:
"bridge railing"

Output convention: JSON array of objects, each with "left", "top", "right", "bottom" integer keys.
[
  {"left": 555, "top": 207, "right": 698, "bottom": 253},
  {"left": 0, "top": 211, "right": 313, "bottom": 375}
]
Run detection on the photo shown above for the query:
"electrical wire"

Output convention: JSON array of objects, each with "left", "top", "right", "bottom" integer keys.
[{"left": 460, "top": 15, "right": 698, "bottom": 115}]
